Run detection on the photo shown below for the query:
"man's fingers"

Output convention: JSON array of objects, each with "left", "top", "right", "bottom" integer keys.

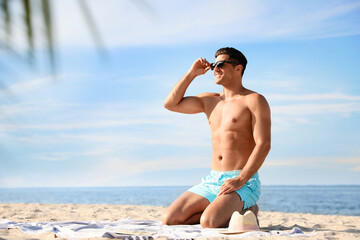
[
  {"left": 218, "top": 187, "right": 226, "bottom": 196},
  {"left": 219, "top": 180, "right": 237, "bottom": 196},
  {"left": 218, "top": 186, "right": 232, "bottom": 196},
  {"left": 196, "top": 58, "right": 210, "bottom": 71},
  {"left": 218, "top": 179, "right": 242, "bottom": 197}
]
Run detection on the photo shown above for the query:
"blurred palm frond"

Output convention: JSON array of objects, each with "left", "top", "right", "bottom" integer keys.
[
  {"left": 23, "top": 0, "right": 34, "bottom": 61},
  {"left": 77, "top": 0, "right": 106, "bottom": 58},
  {"left": 41, "top": 0, "right": 55, "bottom": 73},
  {"left": 1, "top": 0, "right": 11, "bottom": 49},
  {"left": 0, "top": 0, "right": 106, "bottom": 74}
]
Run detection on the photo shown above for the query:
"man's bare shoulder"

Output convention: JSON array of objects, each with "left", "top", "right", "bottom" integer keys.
[
  {"left": 243, "top": 91, "right": 270, "bottom": 110},
  {"left": 244, "top": 91, "right": 266, "bottom": 101},
  {"left": 196, "top": 92, "right": 221, "bottom": 99}
]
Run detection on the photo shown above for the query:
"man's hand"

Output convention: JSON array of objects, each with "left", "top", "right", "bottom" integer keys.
[
  {"left": 218, "top": 178, "right": 243, "bottom": 196},
  {"left": 189, "top": 58, "right": 211, "bottom": 77}
]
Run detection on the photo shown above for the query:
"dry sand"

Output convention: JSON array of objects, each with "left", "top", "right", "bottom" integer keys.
[{"left": 0, "top": 203, "right": 359, "bottom": 239}]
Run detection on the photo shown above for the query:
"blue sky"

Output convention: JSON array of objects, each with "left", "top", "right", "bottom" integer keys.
[{"left": 0, "top": 0, "right": 359, "bottom": 187}]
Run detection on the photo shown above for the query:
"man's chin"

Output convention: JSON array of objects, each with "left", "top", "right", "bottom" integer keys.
[{"left": 215, "top": 79, "right": 223, "bottom": 85}]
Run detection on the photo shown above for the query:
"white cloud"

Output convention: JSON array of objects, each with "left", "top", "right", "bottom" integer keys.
[
  {"left": 0, "top": 119, "right": 163, "bottom": 131},
  {"left": 0, "top": 176, "right": 26, "bottom": 188},
  {"left": 0, "top": 75, "right": 62, "bottom": 96},
  {"left": 86, "top": 1, "right": 360, "bottom": 46},
  {"left": 88, "top": 155, "right": 210, "bottom": 185},
  {"left": 272, "top": 102, "right": 360, "bottom": 116},
  {"left": 264, "top": 156, "right": 360, "bottom": 171},
  {"left": 269, "top": 93, "right": 360, "bottom": 102},
  {"left": 57, "top": 130, "right": 209, "bottom": 147},
  {"left": 8, "top": 0, "right": 359, "bottom": 50},
  {"left": 31, "top": 147, "right": 116, "bottom": 161},
  {"left": 0, "top": 100, "right": 211, "bottom": 146},
  {"left": 263, "top": 160, "right": 301, "bottom": 167},
  {"left": 0, "top": 103, "right": 37, "bottom": 120},
  {"left": 268, "top": 93, "right": 360, "bottom": 130},
  {"left": 53, "top": 0, "right": 260, "bottom": 47},
  {"left": 0, "top": 75, "right": 212, "bottom": 147},
  {"left": 99, "top": 156, "right": 209, "bottom": 175}
]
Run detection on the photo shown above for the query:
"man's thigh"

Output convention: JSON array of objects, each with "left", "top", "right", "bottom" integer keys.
[
  {"left": 163, "top": 191, "right": 210, "bottom": 225},
  {"left": 200, "top": 192, "right": 244, "bottom": 228}
]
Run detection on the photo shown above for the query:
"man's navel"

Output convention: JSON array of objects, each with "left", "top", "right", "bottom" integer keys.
[
  {"left": 232, "top": 118, "right": 237, "bottom": 123},
  {"left": 218, "top": 155, "right": 223, "bottom": 160}
]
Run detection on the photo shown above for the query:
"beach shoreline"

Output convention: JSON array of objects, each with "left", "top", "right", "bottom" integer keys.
[{"left": 1, "top": 203, "right": 359, "bottom": 239}]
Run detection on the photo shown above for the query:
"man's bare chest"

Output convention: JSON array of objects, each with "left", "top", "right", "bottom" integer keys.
[{"left": 206, "top": 100, "right": 252, "bottom": 132}]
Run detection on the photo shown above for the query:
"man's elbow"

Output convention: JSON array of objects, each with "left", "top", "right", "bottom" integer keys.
[
  {"left": 163, "top": 102, "right": 169, "bottom": 110},
  {"left": 258, "top": 139, "right": 271, "bottom": 153},
  {"left": 265, "top": 141, "right": 271, "bottom": 153},
  {"left": 164, "top": 101, "right": 175, "bottom": 111}
]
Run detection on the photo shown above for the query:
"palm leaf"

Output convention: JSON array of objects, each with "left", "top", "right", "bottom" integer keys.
[
  {"left": 1, "top": 0, "right": 11, "bottom": 48},
  {"left": 77, "top": 0, "right": 106, "bottom": 58},
  {"left": 0, "top": 0, "right": 152, "bottom": 74},
  {"left": 22, "top": 0, "right": 34, "bottom": 61},
  {"left": 41, "top": 0, "right": 56, "bottom": 73}
]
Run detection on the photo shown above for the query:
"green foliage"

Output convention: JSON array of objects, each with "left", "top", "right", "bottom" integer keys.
[{"left": 0, "top": 0, "right": 105, "bottom": 74}]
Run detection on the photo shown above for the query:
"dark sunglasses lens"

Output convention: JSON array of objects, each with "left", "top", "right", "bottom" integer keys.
[
  {"left": 217, "top": 62, "right": 225, "bottom": 68},
  {"left": 210, "top": 61, "right": 226, "bottom": 70}
]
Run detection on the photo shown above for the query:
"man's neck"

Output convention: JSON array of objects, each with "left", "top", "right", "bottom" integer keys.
[{"left": 222, "top": 80, "right": 245, "bottom": 100}]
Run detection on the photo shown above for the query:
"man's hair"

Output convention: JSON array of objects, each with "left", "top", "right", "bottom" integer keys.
[{"left": 215, "top": 47, "right": 247, "bottom": 76}]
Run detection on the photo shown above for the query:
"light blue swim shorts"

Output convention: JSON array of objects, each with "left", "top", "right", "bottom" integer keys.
[{"left": 187, "top": 170, "right": 261, "bottom": 210}]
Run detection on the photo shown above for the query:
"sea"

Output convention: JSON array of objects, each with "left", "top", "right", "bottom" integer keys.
[{"left": 1, "top": 185, "right": 359, "bottom": 216}]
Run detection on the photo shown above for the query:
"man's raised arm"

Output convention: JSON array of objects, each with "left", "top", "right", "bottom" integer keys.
[{"left": 164, "top": 58, "right": 210, "bottom": 114}]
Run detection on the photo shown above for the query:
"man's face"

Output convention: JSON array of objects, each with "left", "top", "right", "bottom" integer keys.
[{"left": 213, "top": 54, "right": 238, "bottom": 85}]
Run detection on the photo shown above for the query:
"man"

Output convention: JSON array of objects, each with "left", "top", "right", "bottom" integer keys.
[{"left": 162, "top": 47, "right": 271, "bottom": 228}]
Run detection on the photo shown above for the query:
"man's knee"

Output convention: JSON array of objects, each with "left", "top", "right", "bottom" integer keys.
[
  {"left": 162, "top": 210, "right": 182, "bottom": 225},
  {"left": 241, "top": 204, "right": 258, "bottom": 216},
  {"left": 162, "top": 212, "right": 174, "bottom": 225},
  {"left": 200, "top": 213, "right": 219, "bottom": 228}
]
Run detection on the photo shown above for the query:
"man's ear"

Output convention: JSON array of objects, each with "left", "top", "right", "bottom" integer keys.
[{"left": 236, "top": 65, "right": 243, "bottom": 73}]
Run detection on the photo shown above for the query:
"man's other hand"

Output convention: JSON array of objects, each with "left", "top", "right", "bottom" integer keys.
[{"left": 218, "top": 178, "right": 243, "bottom": 196}]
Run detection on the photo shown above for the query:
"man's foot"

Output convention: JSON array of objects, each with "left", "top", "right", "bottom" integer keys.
[{"left": 241, "top": 204, "right": 259, "bottom": 226}]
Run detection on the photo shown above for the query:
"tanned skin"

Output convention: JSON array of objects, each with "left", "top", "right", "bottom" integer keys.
[{"left": 162, "top": 53, "right": 271, "bottom": 228}]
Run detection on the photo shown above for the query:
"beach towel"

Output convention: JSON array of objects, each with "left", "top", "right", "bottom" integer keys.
[{"left": 0, "top": 218, "right": 316, "bottom": 239}]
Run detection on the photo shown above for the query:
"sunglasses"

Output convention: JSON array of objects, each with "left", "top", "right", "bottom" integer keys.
[{"left": 210, "top": 61, "right": 235, "bottom": 70}]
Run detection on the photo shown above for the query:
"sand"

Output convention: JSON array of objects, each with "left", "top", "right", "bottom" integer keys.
[{"left": 0, "top": 203, "right": 359, "bottom": 239}]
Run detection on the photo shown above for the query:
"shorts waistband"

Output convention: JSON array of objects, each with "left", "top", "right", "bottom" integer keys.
[
  {"left": 210, "top": 170, "right": 241, "bottom": 175},
  {"left": 210, "top": 170, "right": 259, "bottom": 178}
]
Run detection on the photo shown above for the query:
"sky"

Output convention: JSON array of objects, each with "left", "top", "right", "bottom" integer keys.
[{"left": 0, "top": 0, "right": 359, "bottom": 187}]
